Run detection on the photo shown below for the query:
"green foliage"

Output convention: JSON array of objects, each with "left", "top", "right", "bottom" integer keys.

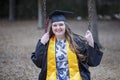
[
  {"left": 16, "top": 0, "right": 37, "bottom": 19},
  {"left": 96, "top": 0, "right": 120, "bottom": 15},
  {"left": 0, "top": 0, "right": 9, "bottom": 18},
  {"left": 46, "top": 0, "right": 88, "bottom": 18},
  {"left": 0, "top": 0, "right": 120, "bottom": 19}
]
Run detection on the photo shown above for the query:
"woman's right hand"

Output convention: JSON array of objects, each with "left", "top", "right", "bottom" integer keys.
[{"left": 41, "top": 32, "right": 49, "bottom": 45}]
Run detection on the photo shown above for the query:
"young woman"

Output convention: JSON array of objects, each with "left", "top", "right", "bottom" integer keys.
[{"left": 31, "top": 10, "right": 103, "bottom": 80}]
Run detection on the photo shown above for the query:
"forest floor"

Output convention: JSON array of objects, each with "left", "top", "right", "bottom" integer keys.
[{"left": 0, "top": 20, "right": 120, "bottom": 80}]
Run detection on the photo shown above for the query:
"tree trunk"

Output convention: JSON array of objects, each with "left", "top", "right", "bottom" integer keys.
[
  {"left": 9, "top": 0, "right": 15, "bottom": 21},
  {"left": 88, "top": 0, "right": 102, "bottom": 48},
  {"left": 38, "top": 0, "right": 44, "bottom": 28}
]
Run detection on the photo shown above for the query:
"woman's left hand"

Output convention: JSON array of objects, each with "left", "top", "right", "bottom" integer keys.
[{"left": 85, "top": 30, "right": 94, "bottom": 47}]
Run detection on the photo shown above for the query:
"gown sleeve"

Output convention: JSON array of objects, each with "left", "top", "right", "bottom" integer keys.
[
  {"left": 31, "top": 39, "right": 46, "bottom": 68},
  {"left": 73, "top": 34, "right": 103, "bottom": 67},
  {"left": 86, "top": 43, "right": 103, "bottom": 67}
]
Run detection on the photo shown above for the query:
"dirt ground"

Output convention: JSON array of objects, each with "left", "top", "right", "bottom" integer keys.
[{"left": 0, "top": 20, "right": 120, "bottom": 80}]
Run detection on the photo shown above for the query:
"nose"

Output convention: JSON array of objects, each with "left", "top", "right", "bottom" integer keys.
[{"left": 56, "top": 25, "right": 61, "bottom": 29}]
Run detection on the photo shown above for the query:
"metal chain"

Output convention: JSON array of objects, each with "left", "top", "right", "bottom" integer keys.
[
  {"left": 43, "top": 0, "right": 46, "bottom": 20},
  {"left": 88, "top": 0, "right": 92, "bottom": 31},
  {"left": 43, "top": 0, "right": 50, "bottom": 33},
  {"left": 42, "top": 0, "right": 49, "bottom": 33}
]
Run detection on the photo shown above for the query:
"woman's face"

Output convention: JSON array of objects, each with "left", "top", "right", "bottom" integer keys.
[{"left": 52, "top": 21, "right": 66, "bottom": 38}]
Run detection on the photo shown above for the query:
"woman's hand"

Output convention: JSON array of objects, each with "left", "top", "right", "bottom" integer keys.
[
  {"left": 85, "top": 30, "right": 94, "bottom": 47},
  {"left": 41, "top": 32, "right": 49, "bottom": 45}
]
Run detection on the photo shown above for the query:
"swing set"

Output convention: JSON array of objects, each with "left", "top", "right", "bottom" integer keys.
[{"left": 42, "top": 0, "right": 96, "bottom": 34}]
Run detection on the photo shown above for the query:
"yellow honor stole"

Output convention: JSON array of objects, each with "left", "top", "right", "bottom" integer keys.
[{"left": 46, "top": 36, "right": 82, "bottom": 80}]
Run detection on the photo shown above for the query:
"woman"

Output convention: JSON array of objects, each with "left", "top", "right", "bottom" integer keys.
[{"left": 31, "top": 10, "right": 103, "bottom": 80}]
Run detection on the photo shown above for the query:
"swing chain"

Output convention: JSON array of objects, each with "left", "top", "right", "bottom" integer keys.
[
  {"left": 42, "top": 0, "right": 46, "bottom": 24},
  {"left": 43, "top": 0, "right": 46, "bottom": 20}
]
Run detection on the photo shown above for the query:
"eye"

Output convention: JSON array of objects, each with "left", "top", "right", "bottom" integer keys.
[
  {"left": 52, "top": 24, "right": 57, "bottom": 27},
  {"left": 59, "top": 23, "right": 64, "bottom": 26}
]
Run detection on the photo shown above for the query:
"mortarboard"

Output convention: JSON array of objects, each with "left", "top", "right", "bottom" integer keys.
[{"left": 48, "top": 10, "right": 73, "bottom": 23}]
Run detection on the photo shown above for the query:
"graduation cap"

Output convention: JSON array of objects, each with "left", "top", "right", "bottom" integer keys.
[{"left": 48, "top": 10, "right": 73, "bottom": 23}]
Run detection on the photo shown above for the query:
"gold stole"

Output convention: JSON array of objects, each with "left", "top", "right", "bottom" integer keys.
[{"left": 46, "top": 36, "right": 82, "bottom": 80}]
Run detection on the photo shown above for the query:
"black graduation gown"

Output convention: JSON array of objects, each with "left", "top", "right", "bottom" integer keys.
[{"left": 31, "top": 34, "right": 103, "bottom": 80}]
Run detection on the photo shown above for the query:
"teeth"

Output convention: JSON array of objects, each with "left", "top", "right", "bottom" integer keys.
[
  {"left": 57, "top": 30, "right": 61, "bottom": 32},
  {"left": 57, "top": 30, "right": 62, "bottom": 32}
]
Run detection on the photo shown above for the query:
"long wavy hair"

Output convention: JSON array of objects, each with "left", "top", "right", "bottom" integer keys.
[{"left": 48, "top": 22, "right": 87, "bottom": 61}]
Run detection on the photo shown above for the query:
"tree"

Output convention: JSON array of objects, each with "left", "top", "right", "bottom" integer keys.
[
  {"left": 9, "top": 0, "right": 15, "bottom": 21},
  {"left": 88, "top": 0, "right": 102, "bottom": 48}
]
